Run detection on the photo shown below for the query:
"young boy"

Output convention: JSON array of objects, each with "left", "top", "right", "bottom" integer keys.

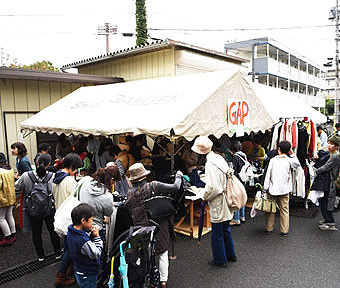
[{"left": 67, "top": 203, "right": 103, "bottom": 288}]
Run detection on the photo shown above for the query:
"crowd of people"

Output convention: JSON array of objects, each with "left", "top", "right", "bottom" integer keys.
[{"left": 0, "top": 126, "right": 340, "bottom": 287}]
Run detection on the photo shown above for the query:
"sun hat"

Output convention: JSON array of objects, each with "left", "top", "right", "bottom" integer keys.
[
  {"left": 128, "top": 163, "right": 151, "bottom": 181},
  {"left": 328, "top": 135, "right": 340, "bottom": 147},
  {"left": 191, "top": 136, "right": 213, "bottom": 155}
]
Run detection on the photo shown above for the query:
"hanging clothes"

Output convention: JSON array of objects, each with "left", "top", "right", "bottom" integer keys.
[
  {"left": 270, "top": 122, "right": 283, "bottom": 151},
  {"left": 286, "top": 120, "right": 299, "bottom": 152},
  {"left": 308, "top": 120, "right": 317, "bottom": 159},
  {"left": 279, "top": 121, "right": 287, "bottom": 143},
  {"left": 296, "top": 122, "right": 309, "bottom": 167}
]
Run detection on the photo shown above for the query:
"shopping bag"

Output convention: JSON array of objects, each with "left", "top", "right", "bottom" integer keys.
[
  {"left": 54, "top": 184, "right": 82, "bottom": 236},
  {"left": 253, "top": 192, "right": 277, "bottom": 214}
]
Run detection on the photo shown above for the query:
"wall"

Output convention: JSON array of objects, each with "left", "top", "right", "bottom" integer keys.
[
  {"left": 0, "top": 79, "right": 82, "bottom": 170},
  {"left": 174, "top": 49, "right": 242, "bottom": 75},
  {"left": 78, "top": 49, "right": 175, "bottom": 80}
]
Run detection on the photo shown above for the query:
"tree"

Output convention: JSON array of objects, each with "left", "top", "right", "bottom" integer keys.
[
  {"left": 9, "top": 60, "right": 59, "bottom": 72},
  {"left": 324, "top": 98, "right": 334, "bottom": 116},
  {"left": 136, "top": 0, "right": 148, "bottom": 46}
]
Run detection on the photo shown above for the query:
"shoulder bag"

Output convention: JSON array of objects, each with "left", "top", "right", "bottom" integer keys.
[{"left": 144, "top": 182, "right": 177, "bottom": 219}]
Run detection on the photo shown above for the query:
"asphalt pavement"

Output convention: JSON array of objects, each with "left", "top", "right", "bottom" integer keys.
[{"left": 2, "top": 208, "right": 340, "bottom": 288}]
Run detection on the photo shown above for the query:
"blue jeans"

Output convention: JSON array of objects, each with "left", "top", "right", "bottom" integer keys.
[
  {"left": 211, "top": 221, "right": 236, "bottom": 264},
  {"left": 75, "top": 272, "right": 97, "bottom": 288},
  {"left": 320, "top": 195, "right": 335, "bottom": 223},
  {"left": 233, "top": 206, "right": 245, "bottom": 221},
  {"left": 58, "top": 236, "right": 71, "bottom": 273}
]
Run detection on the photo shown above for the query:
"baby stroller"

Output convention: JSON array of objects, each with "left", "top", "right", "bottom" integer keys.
[{"left": 97, "top": 222, "right": 159, "bottom": 288}]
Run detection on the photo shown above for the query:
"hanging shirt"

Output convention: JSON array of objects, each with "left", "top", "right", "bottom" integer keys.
[
  {"left": 270, "top": 122, "right": 283, "bottom": 151},
  {"left": 318, "top": 130, "right": 328, "bottom": 148}
]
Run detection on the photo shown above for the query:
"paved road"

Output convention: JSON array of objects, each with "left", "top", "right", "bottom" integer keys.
[{"left": 2, "top": 207, "right": 340, "bottom": 288}]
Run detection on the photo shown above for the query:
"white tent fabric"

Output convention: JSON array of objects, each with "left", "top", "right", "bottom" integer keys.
[
  {"left": 20, "top": 69, "right": 326, "bottom": 139},
  {"left": 249, "top": 81, "right": 327, "bottom": 124}
]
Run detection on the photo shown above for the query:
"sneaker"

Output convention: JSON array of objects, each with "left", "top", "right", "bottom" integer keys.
[
  {"left": 230, "top": 220, "right": 241, "bottom": 226},
  {"left": 280, "top": 232, "right": 289, "bottom": 237},
  {"left": 0, "top": 238, "right": 13, "bottom": 247},
  {"left": 240, "top": 217, "right": 246, "bottom": 223},
  {"left": 265, "top": 230, "right": 273, "bottom": 235},
  {"left": 55, "top": 252, "right": 64, "bottom": 260},
  {"left": 9, "top": 235, "right": 16, "bottom": 243},
  {"left": 227, "top": 255, "right": 237, "bottom": 262},
  {"left": 319, "top": 223, "right": 338, "bottom": 231},
  {"left": 207, "top": 260, "right": 227, "bottom": 268},
  {"left": 318, "top": 220, "right": 326, "bottom": 226}
]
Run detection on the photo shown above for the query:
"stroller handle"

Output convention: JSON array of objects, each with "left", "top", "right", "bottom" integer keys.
[{"left": 148, "top": 219, "right": 160, "bottom": 234}]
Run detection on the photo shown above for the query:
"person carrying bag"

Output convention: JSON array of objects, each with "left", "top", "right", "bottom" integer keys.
[
  {"left": 263, "top": 141, "right": 300, "bottom": 237},
  {"left": 191, "top": 136, "right": 237, "bottom": 268}
]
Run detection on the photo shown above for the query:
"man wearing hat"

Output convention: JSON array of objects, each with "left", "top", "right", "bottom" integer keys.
[
  {"left": 0, "top": 153, "right": 16, "bottom": 246},
  {"left": 126, "top": 163, "right": 183, "bottom": 288},
  {"left": 191, "top": 136, "right": 236, "bottom": 268},
  {"left": 316, "top": 135, "right": 340, "bottom": 231}
]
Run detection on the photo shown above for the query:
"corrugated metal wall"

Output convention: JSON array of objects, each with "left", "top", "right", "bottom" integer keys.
[
  {"left": 175, "top": 50, "right": 242, "bottom": 75},
  {"left": 79, "top": 49, "right": 176, "bottom": 80},
  {"left": 0, "top": 79, "right": 82, "bottom": 170}
]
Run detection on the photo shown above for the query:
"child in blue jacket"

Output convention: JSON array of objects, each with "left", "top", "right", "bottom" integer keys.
[{"left": 67, "top": 203, "right": 103, "bottom": 288}]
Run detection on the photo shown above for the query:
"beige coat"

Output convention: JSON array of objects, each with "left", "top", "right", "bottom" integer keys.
[
  {"left": 0, "top": 168, "right": 16, "bottom": 208},
  {"left": 52, "top": 176, "right": 77, "bottom": 209},
  {"left": 203, "top": 151, "right": 233, "bottom": 223}
]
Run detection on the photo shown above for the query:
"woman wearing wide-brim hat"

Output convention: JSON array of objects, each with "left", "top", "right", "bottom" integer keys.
[
  {"left": 125, "top": 163, "right": 182, "bottom": 288},
  {"left": 191, "top": 136, "right": 236, "bottom": 268}
]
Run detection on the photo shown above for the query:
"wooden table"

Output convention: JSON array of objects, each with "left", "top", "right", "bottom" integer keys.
[{"left": 174, "top": 194, "right": 212, "bottom": 239}]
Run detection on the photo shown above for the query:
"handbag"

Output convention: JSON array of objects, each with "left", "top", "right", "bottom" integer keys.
[
  {"left": 54, "top": 183, "right": 83, "bottom": 236},
  {"left": 254, "top": 192, "right": 277, "bottom": 213},
  {"left": 144, "top": 182, "right": 176, "bottom": 219}
]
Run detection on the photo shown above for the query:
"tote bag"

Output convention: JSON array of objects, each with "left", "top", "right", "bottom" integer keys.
[
  {"left": 253, "top": 192, "right": 277, "bottom": 214},
  {"left": 54, "top": 184, "right": 83, "bottom": 236}
]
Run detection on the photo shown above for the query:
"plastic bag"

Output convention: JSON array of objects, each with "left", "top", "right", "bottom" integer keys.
[{"left": 54, "top": 185, "right": 82, "bottom": 236}]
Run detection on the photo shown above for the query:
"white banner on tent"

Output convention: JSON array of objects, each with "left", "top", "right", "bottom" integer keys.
[{"left": 227, "top": 99, "right": 249, "bottom": 135}]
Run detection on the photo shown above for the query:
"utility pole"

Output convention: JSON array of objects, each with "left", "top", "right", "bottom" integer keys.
[
  {"left": 97, "top": 23, "right": 118, "bottom": 54},
  {"left": 335, "top": 0, "right": 340, "bottom": 124},
  {"left": 330, "top": 2, "right": 340, "bottom": 124},
  {"left": 0, "top": 48, "right": 4, "bottom": 66}
]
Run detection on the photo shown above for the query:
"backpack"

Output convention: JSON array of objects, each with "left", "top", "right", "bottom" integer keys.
[
  {"left": 224, "top": 169, "right": 248, "bottom": 211},
  {"left": 235, "top": 154, "right": 254, "bottom": 183},
  {"left": 26, "top": 171, "right": 55, "bottom": 218},
  {"left": 211, "top": 161, "right": 248, "bottom": 211}
]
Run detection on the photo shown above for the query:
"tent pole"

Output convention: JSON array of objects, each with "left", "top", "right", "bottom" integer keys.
[
  {"left": 170, "top": 129, "right": 175, "bottom": 173},
  {"left": 169, "top": 128, "right": 177, "bottom": 260}
]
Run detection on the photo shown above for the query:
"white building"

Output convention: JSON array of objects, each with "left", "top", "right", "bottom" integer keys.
[{"left": 224, "top": 37, "right": 327, "bottom": 109}]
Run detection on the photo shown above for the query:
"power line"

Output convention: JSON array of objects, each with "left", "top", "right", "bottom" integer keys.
[
  {"left": 149, "top": 24, "right": 333, "bottom": 32},
  {"left": 0, "top": 12, "right": 134, "bottom": 17}
]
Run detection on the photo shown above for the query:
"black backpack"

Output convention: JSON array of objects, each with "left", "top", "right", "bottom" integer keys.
[{"left": 26, "top": 171, "right": 55, "bottom": 218}]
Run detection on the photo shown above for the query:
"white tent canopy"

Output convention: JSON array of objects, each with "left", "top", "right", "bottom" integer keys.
[
  {"left": 249, "top": 81, "right": 327, "bottom": 124},
  {"left": 20, "top": 69, "right": 326, "bottom": 140}
]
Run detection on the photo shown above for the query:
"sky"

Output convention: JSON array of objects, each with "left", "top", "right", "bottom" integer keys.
[{"left": 0, "top": 0, "right": 336, "bottom": 69}]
